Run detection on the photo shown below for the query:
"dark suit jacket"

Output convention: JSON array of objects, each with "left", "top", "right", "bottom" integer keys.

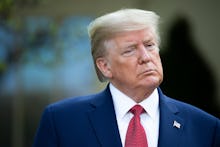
[{"left": 33, "top": 86, "right": 220, "bottom": 147}]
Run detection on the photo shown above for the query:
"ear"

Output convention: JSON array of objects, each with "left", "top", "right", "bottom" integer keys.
[{"left": 96, "top": 57, "right": 112, "bottom": 78}]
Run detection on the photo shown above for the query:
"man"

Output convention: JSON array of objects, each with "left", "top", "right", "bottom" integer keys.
[{"left": 33, "top": 9, "right": 220, "bottom": 147}]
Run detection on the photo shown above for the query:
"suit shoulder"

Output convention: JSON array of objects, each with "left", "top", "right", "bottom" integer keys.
[
  {"left": 45, "top": 92, "right": 102, "bottom": 113},
  {"left": 164, "top": 95, "right": 219, "bottom": 121}
]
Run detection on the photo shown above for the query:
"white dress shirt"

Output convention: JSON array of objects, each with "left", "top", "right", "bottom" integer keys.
[{"left": 110, "top": 83, "right": 160, "bottom": 147}]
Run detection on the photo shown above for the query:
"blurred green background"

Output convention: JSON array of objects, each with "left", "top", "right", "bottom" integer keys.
[{"left": 0, "top": 0, "right": 220, "bottom": 146}]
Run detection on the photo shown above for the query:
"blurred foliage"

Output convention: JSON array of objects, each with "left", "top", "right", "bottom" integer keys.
[
  {"left": 0, "top": 0, "right": 13, "bottom": 19},
  {"left": 0, "top": 9, "right": 99, "bottom": 146},
  {"left": 0, "top": 15, "right": 98, "bottom": 96}
]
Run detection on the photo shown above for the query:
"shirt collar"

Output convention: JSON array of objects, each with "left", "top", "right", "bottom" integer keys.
[
  {"left": 139, "top": 88, "right": 159, "bottom": 119},
  {"left": 110, "top": 83, "right": 159, "bottom": 120}
]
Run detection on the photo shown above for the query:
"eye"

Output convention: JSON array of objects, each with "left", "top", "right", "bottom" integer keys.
[
  {"left": 122, "top": 46, "right": 136, "bottom": 56},
  {"left": 144, "top": 42, "right": 155, "bottom": 50}
]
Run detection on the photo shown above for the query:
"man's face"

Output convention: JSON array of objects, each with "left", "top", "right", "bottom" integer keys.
[{"left": 97, "top": 28, "right": 163, "bottom": 92}]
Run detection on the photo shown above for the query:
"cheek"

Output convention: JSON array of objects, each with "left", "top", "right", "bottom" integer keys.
[
  {"left": 153, "top": 54, "right": 163, "bottom": 73},
  {"left": 113, "top": 61, "right": 137, "bottom": 77},
  {"left": 157, "top": 58, "right": 163, "bottom": 76}
]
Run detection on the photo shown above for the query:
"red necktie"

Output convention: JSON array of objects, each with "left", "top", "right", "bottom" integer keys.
[{"left": 125, "top": 105, "right": 148, "bottom": 147}]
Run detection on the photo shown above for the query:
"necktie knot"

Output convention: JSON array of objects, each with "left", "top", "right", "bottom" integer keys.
[{"left": 130, "top": 104, "right": 145, "bottom": 116}]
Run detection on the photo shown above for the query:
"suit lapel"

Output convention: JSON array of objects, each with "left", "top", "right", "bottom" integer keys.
[
  {"left": 87, "top": 86, "right": 122, "bottom": 147},
  {"left": 157, "top": 88, "right": 185, "bottom": 147}
]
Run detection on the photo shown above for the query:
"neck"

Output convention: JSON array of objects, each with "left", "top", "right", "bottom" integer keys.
[{"left": 110, "top": 83, "right": 156, "bottom": 103}]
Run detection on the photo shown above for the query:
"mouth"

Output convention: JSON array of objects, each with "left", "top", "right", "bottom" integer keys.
[{"left": 139, "top": 69, "right": 156, "bottom": 76}]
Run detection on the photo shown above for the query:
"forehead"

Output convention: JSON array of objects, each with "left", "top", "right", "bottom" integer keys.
[{"left": 112, "top": 28, "right": 156, "bottom": 45}]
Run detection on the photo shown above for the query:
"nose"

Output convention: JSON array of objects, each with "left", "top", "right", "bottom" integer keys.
[{"left": 138, "top": 45, "right": 151, "bottom": 64}]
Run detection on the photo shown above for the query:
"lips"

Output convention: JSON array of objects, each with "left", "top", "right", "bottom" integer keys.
[{"left": 139, "top": 69, "right": 156, "bottom": 76}]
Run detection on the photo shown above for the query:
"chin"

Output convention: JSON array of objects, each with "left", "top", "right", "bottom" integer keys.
[{"left": 142, "top": 77, "right": 161, "bottom": 87}]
